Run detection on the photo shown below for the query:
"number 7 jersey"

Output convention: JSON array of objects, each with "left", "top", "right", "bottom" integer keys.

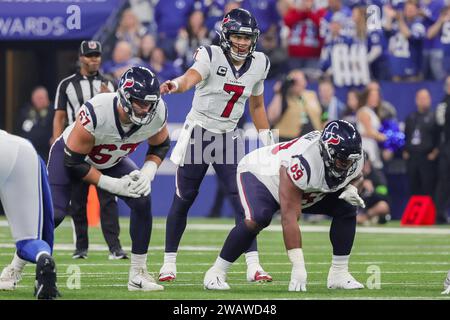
[
  {"left": 187, "top": 45, "right": 270, "bottom": 133},
  {"left": 237, "top": 131, "right": 364, "bottom": 208}
]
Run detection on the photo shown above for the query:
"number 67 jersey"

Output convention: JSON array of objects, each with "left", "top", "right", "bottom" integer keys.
[
  {"left": 61, "top": 92, "right": 167, "bottom": 170},
  {"left": 187, "top": 45, "right": 270, "bottom": 133},
  {"left": 237, "top": 131, "right": 364, "bottom": 208}
]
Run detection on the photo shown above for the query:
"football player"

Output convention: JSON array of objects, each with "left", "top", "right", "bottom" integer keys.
[
  {"left": 203, "top": 120, "right": 366, "bottom": 291},
  {"left": 158, "top": 8, "right": 274, "bottom": 283},
  {"left": 0, "top": 131, "right": 59, "bottom": 299},
  {"left": 47, "top": 66, "right": 170, "bottom": 291}
]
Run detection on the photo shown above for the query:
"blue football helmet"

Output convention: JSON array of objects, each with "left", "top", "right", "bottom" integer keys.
[
  {"left": 117, "top": 66, "right": 160, "bottom": 125},
  {"left": 219, "top": 8, "right": 260, "bottom": 61},
  {"left": 319, "top": 120, "right": 362, "bottom": 182}
]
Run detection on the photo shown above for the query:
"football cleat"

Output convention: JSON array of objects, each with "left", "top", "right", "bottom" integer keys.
[
  {"left": 0, "top": 265, "right": 22, "bottom": 290},
  {"left": 442, "top": 270, "right": 450, "bottom": 295},
  {"left": 247, "top": 265, "right": 273, "bottom": 282},
  {"left": 72, "top": 249, "right": 88, "bottom": 259},
  {"left": 128, "top": 267, "right": 164, "bottom": 291},
  {"left": 158, "top": 263, "right": 176, "bottom": 282},
  {"left": 109, "top": 248, "right": 128, "bottom": 260},
  {"left": 327, "top": 269, "right": 364, "bottom": 290},
  {"left": 203, "top": 267, "right": 230, "bottom": 290},
  {"left": 35, "top": 254, "right": 60, "bottom": 300}
]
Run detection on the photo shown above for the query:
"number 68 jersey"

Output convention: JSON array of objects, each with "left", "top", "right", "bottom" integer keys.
[
  {"left": 187, "top": 45, "right": 270, "bottom": 133},
  {"left": 237, "top": 131, "right": 364, "bottom": 208},
  {"left": 62, "top": 92, "right": 167, "bottom": 170}
]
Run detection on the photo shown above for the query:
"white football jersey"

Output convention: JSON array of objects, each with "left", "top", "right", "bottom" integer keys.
[
  {"left": 62, "top": 92, "right": 167, "bottom": 170},
  {"left": 187, "top": 45, "right": 270, "bottom": 133},
  {"left": 238, "top": 131, "right": 364, "bottom": 208}
]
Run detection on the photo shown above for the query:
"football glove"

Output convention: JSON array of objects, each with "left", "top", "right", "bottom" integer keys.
[
  {"left": 289, "top": 266, "right": 307, "bottom": 292},
  {"left": 129, "top": 161, "right": 158, "bottom": 196},
  {"left": 97, "top": 174, "right": 140, "bottom": 198},
  {"left": 258, "top": 129, "right": 275, "bottom": 147},
  {"left": 339, "top": 184, "right": 366, "bottom": 208}
]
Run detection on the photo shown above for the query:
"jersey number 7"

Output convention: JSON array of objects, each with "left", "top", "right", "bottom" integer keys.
[{"left": 221, "top": 84, "right": 244, "bottom": 118}]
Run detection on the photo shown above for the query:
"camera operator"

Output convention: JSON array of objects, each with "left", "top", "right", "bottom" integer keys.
[{"left": 267, "top": 69, "right": 322, "bottom": 141}]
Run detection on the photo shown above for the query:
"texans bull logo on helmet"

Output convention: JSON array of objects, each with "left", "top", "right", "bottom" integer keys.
[
  {"left": 323, "top": 122, "right": 341, "bottom": 145},
  {"left": 122, "top": 78, "right": 135, "bottom": 90}
]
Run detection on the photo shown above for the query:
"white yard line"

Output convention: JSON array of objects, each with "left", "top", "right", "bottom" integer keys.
[{"left": 1, "top": 221, "right": 450, "bottom": 235}]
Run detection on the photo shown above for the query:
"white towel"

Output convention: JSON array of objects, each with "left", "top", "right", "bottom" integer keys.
[{"left": 170, "top": 120, "right": 196, "bottom": 167}]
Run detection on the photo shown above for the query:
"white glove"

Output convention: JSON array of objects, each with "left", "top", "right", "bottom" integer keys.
[
  {"left": 338, "top": 184, "right": 366, "bottom": 208},
  {"left": 129, "top": 161, "right": 158, "bottom": 196},
  {"left": 97, "top": 174, "right": 140, "bottom": 198},
  {"left": 258, "top": 129, "right": 275, "bottom": 146},
  {"left": 287, "top": 248, "right": 307, "bottom": 292},
  {"left": 289, "top": 265, "right": 307, "bottom": 292}
]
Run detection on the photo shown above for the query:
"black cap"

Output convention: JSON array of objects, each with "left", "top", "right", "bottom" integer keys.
[{"left": 79, "top": 40, "right": 102, "bottom": 56}]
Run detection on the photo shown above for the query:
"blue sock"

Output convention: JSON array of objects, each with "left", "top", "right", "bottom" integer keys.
[
  {"left": 16, "top": 239, "right": 51, "bottom": 263},
  {"left": 219, "top": 221, "right": 258, "bottom": 263}
]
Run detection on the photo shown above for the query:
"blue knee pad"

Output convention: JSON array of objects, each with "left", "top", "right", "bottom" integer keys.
[{"left": 16, "top": 239, "right": 51, "bottom": 263}]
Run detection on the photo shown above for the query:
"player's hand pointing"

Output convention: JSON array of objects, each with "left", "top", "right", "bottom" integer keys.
[{"left": 160, "top": 80, "right": 179, "bottom": 95}]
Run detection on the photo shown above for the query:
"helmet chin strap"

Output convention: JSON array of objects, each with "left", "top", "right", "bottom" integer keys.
[{"left": 229, "top": 48, "right": 247, "bottom": 61}]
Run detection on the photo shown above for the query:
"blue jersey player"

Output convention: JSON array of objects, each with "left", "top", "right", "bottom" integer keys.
[{"left": 0, "top": 131, "right": 59, "bottom": 299}]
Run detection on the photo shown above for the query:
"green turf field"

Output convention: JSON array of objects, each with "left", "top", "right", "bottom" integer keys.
[{"left": 0, "top": 217, "right": 449, "bottom": 300}]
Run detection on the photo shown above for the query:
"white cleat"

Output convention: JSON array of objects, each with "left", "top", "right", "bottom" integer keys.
[
  {"left": 0, "top": 265, "right": 22, "bottom": 291},
  {"left": 158, "top": 263, "right": 176, "bottom": 282},
  {"left": 128, "top": 267, "right": 164, "bottom": 291},
  {"left": 246, "top": 265, "right": 273, "bottom": 283},
  {"left": 442, "top": 270, "right": 450, "bottom": 295},
  {"left": 327, "top": 269, "right": 364, "bottom": 290},
  {"left": 203, "top": 267, "right": 231, "bottom": 290}
]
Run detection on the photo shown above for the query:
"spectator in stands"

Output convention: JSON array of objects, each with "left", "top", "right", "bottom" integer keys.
[
  {"left": 352, "top": 4, "right": 390, "bottom": 81},
  {"left": 434, "top": 75, "right": 450, "bottom": 224},
  {"left": 321, "top": 0, "right": 352, "bottom": 39},
  {"left": 420, "top": 0, "right": 445, "bottom": 80},
  {"left": 267, "top": 69, "right": 322, "bottom": 142},
  {"left": 147, "top": 47, "right": 182, "bottom": 83},
  {"left": 283, "top": 0, "right": 326, "bottom": 74},
  {"left": 155, "top": 0, "right": 200, "bottom": 60},
  {"left": 342, "top": 89, "right": 360, "bottom": 126},
  {"left": 318, "top": 78, "right": 345, "bottom": 124},
  {"left": 259, "top": 26, "right": 288, "bottom": 78},
  {"left": 319, "top": 12, "right": 354, "bottom": 84},
  {"left": 426, "top": 5, "right": 450, "bottom": 77},
  {"left": 138, "top": 33, "right": 157, "bottom": 61},
  {"left": 102, "top": 41, "right": 143, "bottom": 80},
  {"left": 242, "top": 0, "right": 280, "bottom": 36},
  {"left": 357, "top": 153, "right": 391, "bottom": 225},
  {"left": 14, "top": 86, "right": 54, "bottom": 163},
  {"left": 357, "top": 88, "right": 387, "bottom": 170},
  {"left": 115, "top": 8, "right": 148, "bottom": 56},
  {"left": 403, "top": 88, "right": 440, "bottom": 196},
  {"left": 175, "top": 9, "right": 211, "bottom": 71},
  {"left": 366, "top": 81, "right": 398, "bottom": 121},
  {"left": 384, "top": 1, "right": 426, "bottom": 81}
]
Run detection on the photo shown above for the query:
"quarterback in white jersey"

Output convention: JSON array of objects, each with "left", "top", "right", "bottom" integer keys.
[
  {"left": 48, "top": 66, "right": 170, "bottom": 291},
  {"left": 0, "top": 131, "right": 59, "bottom": 299},
  {"left": 158, "top": 8, "right": 274, "bottom": 283},
  {"left": 204, "top": 120, "right": 367, "bottom": 291}
]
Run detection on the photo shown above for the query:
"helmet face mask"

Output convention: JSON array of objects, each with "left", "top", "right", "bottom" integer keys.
[
  {"left": 319, "top": 120, "right": 362, "bottom": 183},
  {"left": 219, "top": 8, "right": 260, "bottom": 61},
  {"left": 117, "top": 66, "right": 160, "bottom": 126}
]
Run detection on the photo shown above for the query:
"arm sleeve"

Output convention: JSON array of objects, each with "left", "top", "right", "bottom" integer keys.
[{"left": 190, "top": 46, "right": 211, "bottom": 80}]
